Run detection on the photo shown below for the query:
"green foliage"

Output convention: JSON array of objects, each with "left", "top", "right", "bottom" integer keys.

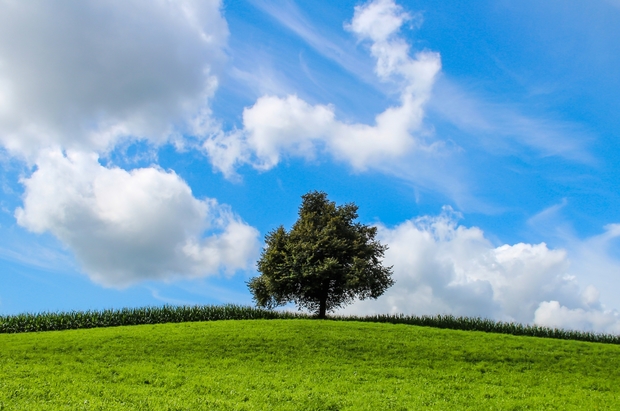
[
  {"left": 248, "top": 191, "right": 394, "bottom": 317},
  {"left": 2, "top": 305, "right": 620, "bottom": 345},
  {"left": 0, "top": 305, "right": 307, "bottom": 334},
  {"left": 331, "top": 313, "right": 620, "bottom": 344},
  {"left": 1, "top": 320, "right": 620, "bottom": 410}
]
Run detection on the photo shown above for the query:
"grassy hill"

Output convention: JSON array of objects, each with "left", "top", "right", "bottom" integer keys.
[{"left": 1, "top": 319, "right": 619, "bottom": 410}]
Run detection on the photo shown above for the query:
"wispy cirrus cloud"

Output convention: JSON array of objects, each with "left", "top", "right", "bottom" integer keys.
[
  {"left": 428, "top": 79, "right": 595, "bottom": 164},
  {"left": 250, "top": 0, "right": 594, "bottom": 166},
  {"left": 248, "top": 0, "right": 378, "bottom": 88},
  {"left": 204, "top": 0, "right": 442, "bottom": 177}
]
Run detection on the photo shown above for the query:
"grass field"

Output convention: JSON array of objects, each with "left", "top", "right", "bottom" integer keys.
[{"left": 1, "top": 319, "right": 619, "bottom": 410}]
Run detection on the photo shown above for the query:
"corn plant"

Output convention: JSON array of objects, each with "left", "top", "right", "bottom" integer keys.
[
  {"left": 328, "top": 313, "right": 620, "bottom": 344},
  {"left": 0, "top": 304, "right": 307, "bottom": 334},
  {"left": 1, "top": 304, "right": 618, "bottom": 345}
]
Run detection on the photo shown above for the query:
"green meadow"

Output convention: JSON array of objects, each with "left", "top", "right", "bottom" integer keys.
[{"left": 1, "top": 319, "right": 619, "bottom": 410}]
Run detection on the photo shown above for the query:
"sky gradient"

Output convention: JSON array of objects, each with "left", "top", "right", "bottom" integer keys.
[{"left": 1, "top": 0, "right": 619, "bottom": 333}]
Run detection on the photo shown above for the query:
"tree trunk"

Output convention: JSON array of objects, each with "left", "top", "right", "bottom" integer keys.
[{"left": 318, "top": 298, "right": 327, "bottom": 319}]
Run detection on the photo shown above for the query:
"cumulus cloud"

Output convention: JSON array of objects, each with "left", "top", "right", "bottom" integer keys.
[
  {"left": 0, "top": 0, "right": 228, "bottom": 158},
  {"left": 340, "top": 208, "right": 620, "bottom": 333},
  {"left": 0, "top": 0, "right": 264, "bottom": 286},
  {"left": 203, "top": 0, "right": 441, "bottom": 177},
  {"left": 15, "top": 150, "right": 260, "bottom": 287},
  {"left": 534, "top": 301, "right": 620, "bottom": 334},
  {"left": 527, "top": 200, "right": 620, "bottom": 317}
]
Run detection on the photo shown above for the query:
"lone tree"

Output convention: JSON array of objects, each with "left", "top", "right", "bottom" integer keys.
[{"left": 248, "top": 191, "right": 394, "bottom": 318}]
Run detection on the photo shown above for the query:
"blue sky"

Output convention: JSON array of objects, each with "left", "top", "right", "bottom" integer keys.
[{"left": 0, "top": 0, "right": 619, "bottom": 332}]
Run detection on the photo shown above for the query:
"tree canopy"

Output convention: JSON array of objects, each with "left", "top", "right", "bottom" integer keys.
[{"left": 247, "top": 191, "right": 394, "bottom": 318}]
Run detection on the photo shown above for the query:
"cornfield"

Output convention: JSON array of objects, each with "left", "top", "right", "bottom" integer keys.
[
  {"left": 1, "top": 304, "right": 618, "bottom": 344},
  {"left": 0, "top": 305, "right": 307, "bottom": 334},
  {"left": 330, "top": 313, "right": 620, "bottom": 345}
]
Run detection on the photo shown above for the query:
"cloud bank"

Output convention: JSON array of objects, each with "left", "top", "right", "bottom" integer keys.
[
  {"left": 204, "top": 0, "right": 442, "bottom": 177},
  {"left": 341, "top": 208, "right": 620, "bottom": 334}
]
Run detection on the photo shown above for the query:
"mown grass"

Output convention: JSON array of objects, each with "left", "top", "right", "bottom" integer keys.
[
  {"left": 1, "top": 319, "right": 619, "bottom": 410},
  {"left": 1, "top": 304, "right": 619, "bottom": 344}
]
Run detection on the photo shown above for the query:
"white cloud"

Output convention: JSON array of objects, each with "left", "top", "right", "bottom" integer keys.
[
  {"left": 534, "top": 301, "right": 620, "bottom": 334},
  {"left": 15, "top": 150, "right": 260, "bottom": 287},
  {"left": 339, "top": 208, "right": 620, "bottom": 333},
  {"left": 253, "top": 0, "right": 595, "bottom": 165},
  {"left": 527, "top": 200, "right": 620, "bottom": 316},
  {"left": 0, "top": 0, "right": 264, "bottom": 287},
  {"left": 0, "top": 0, "right": 228, "bottom": 158},
  {"left": 203, "top": 0, "right": 441, "bottom": 177},
  {"left": 564, "top": 224, "right": 620, "bottom": 313}
]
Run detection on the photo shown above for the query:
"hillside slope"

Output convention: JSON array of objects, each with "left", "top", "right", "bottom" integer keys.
[{"left": 1, "top": 319, "right": 619, "bottom": 410}]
